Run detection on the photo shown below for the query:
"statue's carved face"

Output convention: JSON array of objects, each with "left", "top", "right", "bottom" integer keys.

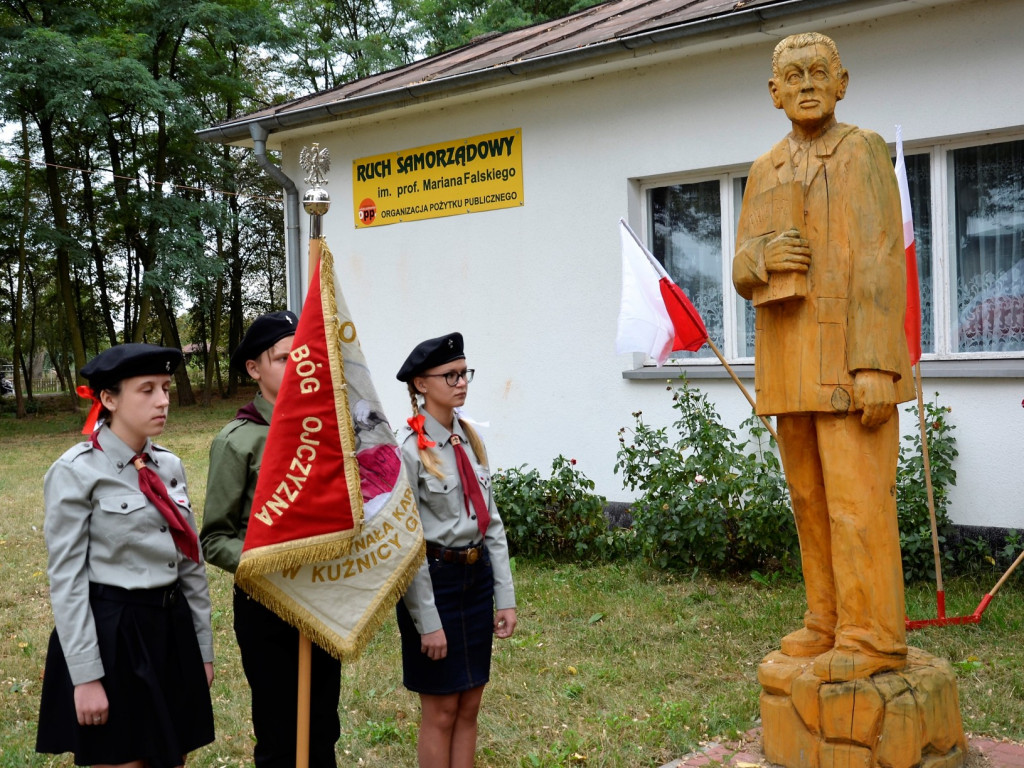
[{"left": 769, "top": 43, "right": 848, "bottom": 132}]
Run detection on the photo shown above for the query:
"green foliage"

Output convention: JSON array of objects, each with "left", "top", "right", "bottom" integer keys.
[
  {"left": 277, "top": 0, "right": 416, "bottom": 92},
  {"left": 0, "top": 0, "right": 293, "bottom": 404},
  {"left": 493, "top": 456, "right": 628, "bottom": 561},
  {"left": 999, "top": 529, "right": 1023, "bottom": 567},
  {"left": 896, "top": 396, "right": 959, "bottom": 582},
  {"left": 941, "top": 528, "right": 1024, "bottom": 578},
  {"left": 613, "top": 377, "right": 797, "bottom": 573},
  {"left": 354, "top": 718, "right": 408, "bottom": 746},
  {"left": 411, "top": 0, "right": 605, "bottom": 56}
]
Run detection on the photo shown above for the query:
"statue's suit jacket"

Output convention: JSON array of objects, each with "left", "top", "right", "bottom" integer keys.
[{"left": 734, "top": 122, "right": 915, "bottom": 416}]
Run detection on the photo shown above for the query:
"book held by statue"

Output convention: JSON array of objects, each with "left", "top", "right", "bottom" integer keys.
[{"left": 745, "top": 180, "right": 807, "bottom": 306}]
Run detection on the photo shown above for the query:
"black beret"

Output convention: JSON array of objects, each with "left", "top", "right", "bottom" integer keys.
[
  {"left": 80, "top": 343, "right": 182, "bottom": 392},
  {"left": 231, "top": 310, "right": 298, "bottom": 373},
  {"left": 396, "top": 332, "right": 465, "bottom": 382}
]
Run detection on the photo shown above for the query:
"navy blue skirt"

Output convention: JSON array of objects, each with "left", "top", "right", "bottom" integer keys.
[
  {"left": 36, "top": 582, "right": 214, "bottom": 768},
  {"left": 397, "top": 548, "right": 495, "bottom": 695}
]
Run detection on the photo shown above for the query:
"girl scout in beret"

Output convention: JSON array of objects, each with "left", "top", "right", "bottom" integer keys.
[
  {"left": 200, "top": 311, "right": 342, "bottom": 768},
  {"left": 396, "top": 332, "right": 517, "bottom": 768},
  {"left": 36, "top": 343, "right": 215, "bottom": 768}
]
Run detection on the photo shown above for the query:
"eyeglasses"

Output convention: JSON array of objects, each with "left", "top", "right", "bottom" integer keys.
[{"left": 420, "top": 369, "right": 475, "bottom": 386}]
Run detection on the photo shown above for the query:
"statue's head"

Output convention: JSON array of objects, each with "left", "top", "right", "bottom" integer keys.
[{"left": 769, "top": 33, "right": 849, "bottom": 132}]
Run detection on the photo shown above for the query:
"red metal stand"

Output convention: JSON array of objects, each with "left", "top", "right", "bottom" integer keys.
[{"left": 906, "top": 549, "right": 1024, "bottom": 630}]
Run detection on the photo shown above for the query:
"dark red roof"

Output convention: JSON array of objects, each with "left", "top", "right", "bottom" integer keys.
[{"left": 198, "top": 0, "right": 850, "bottom": 142}]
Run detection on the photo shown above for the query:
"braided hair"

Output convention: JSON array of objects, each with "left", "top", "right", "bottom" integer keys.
[{"left": 407, "top": 382, "right": 488, "bottom": 480}]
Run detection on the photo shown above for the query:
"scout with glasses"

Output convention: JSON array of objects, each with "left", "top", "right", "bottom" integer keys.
[{"left": 396, "top": 332, "right": 517, "bottom": 768}]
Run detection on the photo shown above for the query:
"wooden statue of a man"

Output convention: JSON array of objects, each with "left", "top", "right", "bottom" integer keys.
[{"left": 733, "top": 32, "right": 915, "bottom": 682}]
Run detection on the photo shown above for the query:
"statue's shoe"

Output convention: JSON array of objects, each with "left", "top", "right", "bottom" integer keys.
[
  {"left": 812, "top": 648, "right": 906, "bottom": 682},
  {"left": 780, "top": 627, "right": 834, "bottom": 656}
]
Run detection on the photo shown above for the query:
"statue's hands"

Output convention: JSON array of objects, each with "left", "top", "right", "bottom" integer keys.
[
  {"left": 764, "top": 229, "right": 811, "bottom": 273},
  {"left": 854, "top": 370, "right": 896, "bottom": 429}
]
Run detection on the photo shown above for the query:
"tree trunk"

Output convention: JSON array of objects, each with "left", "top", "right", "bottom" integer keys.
[
  {"left": 104, "top": 126, "right": 145, "bottom": 344},
  {"left": 22, "top": 269, "right": 39, "bottom": 400},
  {"left": 227, "top": 192, "right": 244, "bottom": 397},
  {"left": 37, "top": 115, "right": 88, "bottom": 389},
  {"left": 204, "top": 232, "right": 225, "bottom": 405},
  {"left": 151, "top": 288, "right": 195, "bottom": 406},
  {"left": 12, "top": 112, "right": 31, "bottom": 417},
  {"left": 80, "top": 154, "right": 118, "bottom": 346}
]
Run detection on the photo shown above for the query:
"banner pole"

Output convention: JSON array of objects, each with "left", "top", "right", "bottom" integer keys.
[
  {"left": 308, "top": 237, "right": 323, "bottom": 288},
  {"left": 294, "top": 142, "right": 332, "bottom": 768},
  {"left": 295, "top": 634, "right": 312, "bottom": 768}
]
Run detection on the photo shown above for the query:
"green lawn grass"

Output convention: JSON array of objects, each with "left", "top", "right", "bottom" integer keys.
[{"left": 1, "top": 396, "right": 1021, "bottom": 767}]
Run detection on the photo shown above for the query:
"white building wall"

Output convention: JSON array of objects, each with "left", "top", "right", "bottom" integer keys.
[{"left": 279, "top": 0, "right": 1024, "bottom": 528}]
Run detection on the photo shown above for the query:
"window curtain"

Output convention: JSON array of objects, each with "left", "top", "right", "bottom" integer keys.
[
  {"left": 953, "top": 139, "right": 1024, "bottom": 353},
  {"left": 649, "top": 181, "right": 723, "bottom": 360}
]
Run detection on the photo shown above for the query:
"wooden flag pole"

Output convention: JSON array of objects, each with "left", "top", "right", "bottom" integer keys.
[
  {"left": 294, "top": 142, "right": 332, "bottom": 768},
  {"left": 296, "top": 634, "right": 313, "bottom": 768},
  {"left": 915, "top": 363, "right": 945, "bottom": 616},
  {"left": 294, "top": 229, "right": 315, "bottom": 765},
  {"left": 308, "top": 236, "right": 323, "bottom": 285},
  {"left": 705, "top": 337, "right": 779, "bottom": 444}
]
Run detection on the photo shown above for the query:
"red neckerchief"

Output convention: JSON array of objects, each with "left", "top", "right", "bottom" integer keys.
[
  {"left": 90, "top": 432, "right": 200, "bottom": 563},
  {"left": 450, "top": 434, "right": 490, "bottom": 537}
]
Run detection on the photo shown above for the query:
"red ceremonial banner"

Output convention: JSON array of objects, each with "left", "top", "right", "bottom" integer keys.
[
  {"left": 235, "top": 241, "right": 424, "bottom": 661},
  {"left": 240, "top": 264, "right": 360, "bottom": 568}
]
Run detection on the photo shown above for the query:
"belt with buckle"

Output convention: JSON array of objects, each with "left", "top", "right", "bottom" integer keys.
[
  {"left": 90, "top": 581, "right": 181, "bottom": 608},
  {"left": 426, "top": 543, "right": 483, "bottom": 565}
]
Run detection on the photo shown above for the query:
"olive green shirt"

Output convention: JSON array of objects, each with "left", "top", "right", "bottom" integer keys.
[{"left": 200, "top": 395, "right": 273, "bottom": 574}]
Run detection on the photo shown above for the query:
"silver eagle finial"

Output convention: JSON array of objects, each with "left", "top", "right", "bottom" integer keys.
[{"left": 300, "top": 143, "right": 331, "bottom": 187}]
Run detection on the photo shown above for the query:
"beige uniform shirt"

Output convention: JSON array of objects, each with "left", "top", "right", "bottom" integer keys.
[
  {"left": 399, "top": 411, "right": 516, "bottom": 634},
  {"left": 43, "top": 426, "right": 213, "bottom": 685}
]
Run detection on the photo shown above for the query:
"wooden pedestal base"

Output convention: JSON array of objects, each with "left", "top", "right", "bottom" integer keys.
[{"left": 758, "top": 646, "right": 967, "bottom": 768}]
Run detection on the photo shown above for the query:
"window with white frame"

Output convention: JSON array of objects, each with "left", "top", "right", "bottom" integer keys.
[{"left": 643, "top": 134, "right": 1024, "bottom": 365}]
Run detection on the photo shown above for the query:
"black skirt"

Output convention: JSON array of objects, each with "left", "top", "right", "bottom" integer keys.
[
  {"left": 36, "top": 582, "right": 215, "bottom": 768},
  {"left": 397, "top": 547, "right": 495, "bottom": 695}
]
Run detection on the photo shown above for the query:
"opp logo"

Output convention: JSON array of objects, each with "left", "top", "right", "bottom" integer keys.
[{"left": 358, "top": 199, "right": 377, "bottom": 225}]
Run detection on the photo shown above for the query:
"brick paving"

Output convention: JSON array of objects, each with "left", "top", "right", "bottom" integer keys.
[
  {"left": 661, "top": 729, "right": 1024, "bottom": 768},
  {"left": 973, "top": 738, "right": 1024, "bottom": 768}
]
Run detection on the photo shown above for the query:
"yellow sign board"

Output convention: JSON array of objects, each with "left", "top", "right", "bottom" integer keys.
[{"left": 352, "top": 128, "right": 523, "bottom": 227}]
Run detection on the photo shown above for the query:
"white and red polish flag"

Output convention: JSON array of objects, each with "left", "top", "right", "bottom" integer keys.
[
  {"left": 895, "top": 125, "right": 923, "bottom": 366},
  {"left": 236, "top": 239, "right": 424, "bottom": 661},
  {"left": 615, "top": 218, "right": 708, "bottom": 365}
]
